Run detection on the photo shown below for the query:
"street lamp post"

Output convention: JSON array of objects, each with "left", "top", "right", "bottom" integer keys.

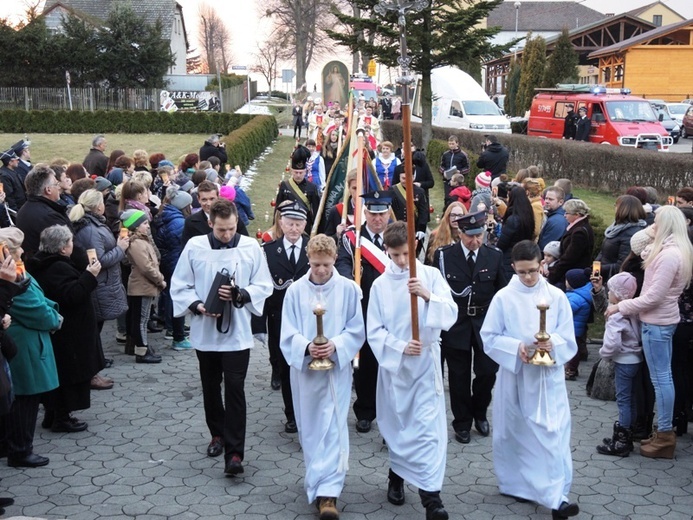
[{"left": 374, "top": 0, "right": 428, "bottom": 341}]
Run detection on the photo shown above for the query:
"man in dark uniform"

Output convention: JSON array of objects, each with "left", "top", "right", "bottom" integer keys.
[
  {"left": 275, "top": 145, "right": 320, "bottom": 231},
  {"left": 323, "top": 170, "right": 357, "bottom": 242},
  {"left": 562, "top": 104, "right": 578, "bottom": 140},
  {"left": 10, "top": 139, "right": 32, "bottom": 185},
  {"left": 262, "top": 202, "right": 310, "bottom": 433},
  {"left": 0, "top": 149, "right": 26, "bottom": 213},
  {"left": 390, "top": 164, "right": 428, "bottom": 253},
  {"left": 433, "top": 210, "right": 508, "bottom": 444},
  {"left": 575, "top": 106, "right": 591, "bottom": 142},
  {"left": 336, "top": 190, "right": 391, "bottom": 433}
]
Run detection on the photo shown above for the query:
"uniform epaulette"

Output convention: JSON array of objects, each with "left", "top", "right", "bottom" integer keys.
[
  {"left": 483, "top": 243, "right": 502, "bottom": 253},
  {"left": 439, "top": 243, "right": 456, "bottom": 252}
]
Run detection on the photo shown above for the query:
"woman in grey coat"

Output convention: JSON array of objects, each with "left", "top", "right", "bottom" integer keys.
[{"left": 69, "top": 189, "right": 130, "bottom": 388}]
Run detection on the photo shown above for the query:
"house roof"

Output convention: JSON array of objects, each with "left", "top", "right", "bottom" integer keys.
[
  {"left": 626, "top": 1, "right": 685, "bottom": 20},
  {"left": 487, "top": 1, "right": 605, "bottom": 32},
  {"left": 42, "top": 0, "right": 186, "bottom": 43},
  {"left": 589, "top": 17, "right": 693, "bottom": 58}
]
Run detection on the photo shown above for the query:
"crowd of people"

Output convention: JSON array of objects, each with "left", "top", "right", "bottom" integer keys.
[{"left": 0, "top": 128, "right": 692, "bottom": 520}]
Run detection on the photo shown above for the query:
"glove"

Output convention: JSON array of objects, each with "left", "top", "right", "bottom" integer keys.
[
  {"left": 415, "top": 231, "right": 426, "bottom": 241},
  {"left": 230, "top": 286, "right": 251, "bottom": 309}
]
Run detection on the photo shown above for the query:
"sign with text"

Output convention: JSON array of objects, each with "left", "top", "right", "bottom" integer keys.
[{"left": 159, "top": 90, "right": 221, "bottom": 112}]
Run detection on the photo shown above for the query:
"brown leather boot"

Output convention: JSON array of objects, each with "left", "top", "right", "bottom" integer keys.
[
  {"left": 640, "top": 430, "right": 675, "bottom": 459},
  {"left": 316, "top": 496, "right": 339, "bottom": 520},
  {"left": 640, "top": 429, "right": 657, "bottom": 446}
]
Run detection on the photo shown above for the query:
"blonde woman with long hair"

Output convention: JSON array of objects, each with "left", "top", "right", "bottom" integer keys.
[
  {"left": 606, "top": 206, "right": 693, "bottom": 459},
  {"left": 425, "top": 202, "right": 467, "bottom": 265}
]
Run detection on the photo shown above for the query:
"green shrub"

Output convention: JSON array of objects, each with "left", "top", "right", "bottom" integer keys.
[
  {"left": 0, "top": 110, "right": 256, "bottom": 134},
  {"left": 224, "top": 115, "right": 278, "bottom": 171}
]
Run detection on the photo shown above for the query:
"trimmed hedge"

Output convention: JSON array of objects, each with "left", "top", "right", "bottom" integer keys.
[
  {"left": 382, "top": 120, "right": 693, "bottom": 197},
  {"left": 0, "top": 110, "right": 255, "bottom": 134},
  {"left": 224, "top": 115, "right": 278, "bottom": 171}
]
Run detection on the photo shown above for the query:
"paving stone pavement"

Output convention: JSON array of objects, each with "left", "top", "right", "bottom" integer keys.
[{"left": 1, "top": 328, "right": 693, "bottom": 520}]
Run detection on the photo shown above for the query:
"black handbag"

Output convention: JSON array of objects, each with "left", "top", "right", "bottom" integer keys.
[{"left": 204, "top": 268, "right": 232, "bottom": 316}]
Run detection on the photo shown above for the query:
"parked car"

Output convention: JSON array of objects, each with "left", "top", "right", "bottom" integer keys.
[
  {"left": 666, "top": 103, "right": 689, "bottom": 126},
  {"left": 651, "top": 105, "right": 680, "bottom": 143},
  {"left": 682, "top": 105, "right": 693, "bottom": 139}
]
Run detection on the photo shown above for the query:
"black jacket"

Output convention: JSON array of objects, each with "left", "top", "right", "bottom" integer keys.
[
  {"left": 0, "top": 279, "right": 24, "bottom": 416},
  {"left": 476, "top": 142, "right": 509, "bottom": 178},
  {"left": 16, "top": 196, "right": 74, "bottom": 259},
  {"left": 434, "top": 243, "right": 507, "bottom": 350},
  {"left": 563, "top": 111, "right": 578, "bottom": 139},
  {"left": 0, "top": 166, "right": 26, "bottom": 212},
  {"left": 389, "top": 183, "right": 428, "bottom": 232},
  {"left": 549, "top": 218, "right": 595, "bottom": 286},
  {"left": 82, "top": 148, "right": 108, "bottom": 177},
  {"left": 199, "top": 141, "right": 228, "bottom": 169},
  {"left": 181, "top": 209, "right": 248, "bottom": 248},
  {"left": 276, "top": 178, "right": 320, "bottom": 231},
  {"left": 575, "top": 116, "right": 592, "bottom": 142},
  {"left": 262, "top": 235, "right": 310, "bottom": 315},
  {"left": 439, "top": 148, "right": 469, "bottom": 178}
]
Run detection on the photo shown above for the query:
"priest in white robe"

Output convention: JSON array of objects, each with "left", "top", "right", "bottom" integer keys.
[
  {"left": 171, "top": 199, "right": 272, "bottom": 477},
  {"left": 367, "top": 222, "right": 457, "bottom": 520},
  {"left": 280, "top": 234, "right": 364, "bottom": 520},
  {"left": 480, "top": 240, "right": 579, "bottom": 520}
]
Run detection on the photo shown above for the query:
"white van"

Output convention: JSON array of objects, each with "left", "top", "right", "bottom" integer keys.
[{"left": 412, "top": 66, "right": 511, "bottom": 133}]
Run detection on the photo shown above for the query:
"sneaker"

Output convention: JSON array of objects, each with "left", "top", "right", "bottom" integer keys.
[
  {"left": 172, "top": 338, "right": 193, "bottom": 351},
  {"left": 164, "top": 330, "right": 174, "bottom": 340},
  {"left": 115, "top": 332, "right": 127, "bottom": 343}
]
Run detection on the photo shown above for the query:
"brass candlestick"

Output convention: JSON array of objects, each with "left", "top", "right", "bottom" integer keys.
[
  {"left": 308, "top": 305, "right": 334, "bottom": 371},
  {"left": 529, "top": 303, "right": 555, "bottom": 366}
]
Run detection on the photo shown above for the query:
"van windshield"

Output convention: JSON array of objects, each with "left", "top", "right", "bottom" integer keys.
[
  {"left": 462, "top": 100, "right": 502, "bottom": 116},
  {"left": 606, "top": 101, "right": 657, "bottom": 122}
]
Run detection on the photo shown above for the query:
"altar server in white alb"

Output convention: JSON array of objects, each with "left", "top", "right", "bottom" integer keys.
[
  {"left": 480, "top": 240, "right": 579, "bottom": 520},
  {"left": 280, "top": 234, "right": 365, "bottom": 520},
  {"left": 367, "top": 222, "right": 457, "bottom": 520},
  {"left": 170, "top": 199, "right": 272, "bottom": 477}
]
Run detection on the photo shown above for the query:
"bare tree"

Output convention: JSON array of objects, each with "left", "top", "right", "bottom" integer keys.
[
  {"left": 253, "top": 30, "right": 290, "bottom": 92},
  {"left": 264, "top": 0, "right": 333, "bottom": 90},
  {"left": 197, "top": 3, "right": 233, "bottom": 73}
]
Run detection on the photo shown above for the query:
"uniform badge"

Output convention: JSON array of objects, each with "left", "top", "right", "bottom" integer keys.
[
  {"left": 278, "top": 278, "right": 283, "bottom": 285},
  {"left": 277, "top": 247, "right": 282, "bottom": 253},
  {"left": 374, "top": 191, "right": 380, "bottom": 199},
  {"left": 469, "top": 216, "right": 477, "bottom": 224}
]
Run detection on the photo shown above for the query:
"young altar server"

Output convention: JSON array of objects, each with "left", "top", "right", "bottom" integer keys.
[
  {"left": 367, "top": 221, "right": 457, "bottom": 520},
  {"left": 480, "top": 240, "right": 579, "bottom": 520},
  {"left": 280, "top": 234, "right": 365, "bottom": 520}
]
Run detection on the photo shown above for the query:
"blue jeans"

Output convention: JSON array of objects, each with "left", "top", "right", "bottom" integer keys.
[
  {"left": 614, "top": 362, "right": 641, "bottom": 428},
  {"left": 641, "top": 323, "right": 677, "bottom": 432}
]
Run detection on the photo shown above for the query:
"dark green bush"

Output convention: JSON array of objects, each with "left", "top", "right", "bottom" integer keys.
[
  {"left": 224, "top": 115, "right": 278, "bottom": 171},
  {"left": 383, "top": 120, "right": 693, "bottom": 196},
  {"left": 0, "top": 110, "right": 256, "bottom": 134}
]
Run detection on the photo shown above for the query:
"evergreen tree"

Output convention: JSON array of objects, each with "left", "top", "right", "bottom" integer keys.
[
  {"left": 516, "top": 34, "right": 546, "bottom": 115},
  {"left": 56, "top": 14, "right": 101, "bottom": 87},
  {"left": 327, "top": 0, "right": 511, "bottom": 147},
  {"left": 543, "top": 28, "right": 579, "bottom": 87},
  {"left": 505, "top": 58, "right": 522, "bottom": 117}
]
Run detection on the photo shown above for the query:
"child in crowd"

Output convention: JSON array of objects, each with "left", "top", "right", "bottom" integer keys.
[
  {"left": 596, "top": 272, "right": 642, "bottom": 457},
  {"left": 121, "top": 209, "right": 166, "bottom": 364},
  {"left": 564, "top": 269, "right": 593, "bottom": 380},
  {"left": 444, "top": 173, "right": 471, "bottom": 211},
  {"left": 542, "top": 241, "right": 561, "bottom": 279}
]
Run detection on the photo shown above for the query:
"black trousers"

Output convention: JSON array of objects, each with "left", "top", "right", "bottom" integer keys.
[
  {"left": 672, "top": 322, "right": 693, "bottom": 417},
  {"left": 195, "top": 349, "right": 250, "bottom": 461},
  {"left": 293, "top": 120, "right": 303, "bottom": 139},
  {"left": 1, "top": 394, "right": 40, "bottom": 458},
  {"left": 267, "top": 311, "right": 294, "bottom": 421},
  {"left": 442, "top": 337, "right": 497, "bottom": 432},
  {"left": 353, "top": 341, "right": 378, "bottom": 421}
]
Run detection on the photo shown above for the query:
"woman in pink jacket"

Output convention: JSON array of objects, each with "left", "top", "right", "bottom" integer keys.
[{"left": 606, "top": 206, "right": 693, "bottom": 459}]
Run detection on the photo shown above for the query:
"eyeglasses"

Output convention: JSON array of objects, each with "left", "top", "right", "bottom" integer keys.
[
  {"left": 449, "top": 213, "right": 465, "bottom": 219},
  {"left": 47, "top": 183, "right": 60, "bottom": 189},
  {"left": 515, "top": 269, "right": 541, "bottom": 276}
]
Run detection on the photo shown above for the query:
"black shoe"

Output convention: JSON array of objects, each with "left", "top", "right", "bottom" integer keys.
[
  {"left": 41, "top": 410, "right": 54, "bottom": 429},
  {"left": 8, "top": 453, "right": 49, "bottom": 468},
  {"left": 271, "top": 371, "right": 281, "bottom": 391},
  {"left": 285, "top": 420, "right": 298, "bottom": 433},
  {"left": 52, "top": 415, "right": 88, "bottom": 433},
  {"left": 454, "top": 430, "right": 470, "bottom": 444},
  {"left": 426, "top": 506, "right": 449, "bottom": 520},
  {"left": 552, "top": 501, "right": 579, "bottom": 519},
  {"left": 207, "top": 436, "right": 223, "bottom": 457},
  {"left": 224, "top": 454, "right": 244, "bottom": 476},
  {"left": 387, "top": 478, "right": 405, "bottom": 505},
  {"left": 0, "top": 497, "right": 14, "bottom": 507},
  {"left": 147, "top": 320, "right": 163, "bottom": 333},
  {"left": 474, "top": 419, "right": 490, "bottom": 437},
  {"left": 356, "top": 419, "right": 372, "bottom": 433},
  {"left": 136, "top": 346, "right": 162, "bottom": 364},
  {"left": 104, "top": 358, "right": 114, "bottom": 368}
]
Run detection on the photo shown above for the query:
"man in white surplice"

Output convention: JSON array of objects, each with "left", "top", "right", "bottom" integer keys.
[
  {"left": 280, "top": 234, "right": 364, "bottom": 520},
  {"left": 367, "top": 222, "right": 457, "bottom": 520},
  {"left": 480, "top": 240, "right": 580, "bottom": 520}
]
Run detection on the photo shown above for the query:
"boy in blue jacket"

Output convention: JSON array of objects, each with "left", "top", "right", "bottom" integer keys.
[{"left": 564, "top": 269, "right": 592, "bottom": 380}]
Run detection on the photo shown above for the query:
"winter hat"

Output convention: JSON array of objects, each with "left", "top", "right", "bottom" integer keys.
[
  {"left": 475, "top": 171, "right": 492, "bottom": 189},
  {"left": 630, "top": 226, "right": 655, "bottom": 256},
  {"left": 166, "top": 185, "right": 193, "bottom": 210},
  {"left": 607, "top": 272, "right": 637, "bottom": 302},
  {"left": 106, "top": 167, "right": 125, "bottom": 186},
  {"left": 205, "top": 168, "right": 219, "bottom": 183},
  {"left": 219, "top": 185, "right": 236, "bottom": 202},
  {"left": 565, "top": 268, "right": 590, "bottom": 289},
  {"left": 174, "top": 172, "right": 194, "bottom": 193},
  {"left": 0, "top": 226, "right": 25, "bottom": 250},
  {"left": 120, "top": 209, "right": 148, "bottom": 230},
  {"left": 543, "top": 241, "right": 561, "bottom": 259},
  {"left": 158, "top": 160, "right": 174, "bottom": 168},
  {"left": 94, "top": 176, "right": 113, "bottom": 192}
]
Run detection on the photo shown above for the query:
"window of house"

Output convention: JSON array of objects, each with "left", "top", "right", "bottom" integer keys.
[{"left": 653, "top": 15, "right": 663, "bottom": 27}]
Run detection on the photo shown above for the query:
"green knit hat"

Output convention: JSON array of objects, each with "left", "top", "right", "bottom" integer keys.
[{"left": 120, "top": 209, "right": 148, "bottom": 230}]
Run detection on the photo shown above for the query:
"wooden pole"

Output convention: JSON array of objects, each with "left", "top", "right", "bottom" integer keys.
[{"left": 353, "top": 132, "right": 364, "bottom": 286}]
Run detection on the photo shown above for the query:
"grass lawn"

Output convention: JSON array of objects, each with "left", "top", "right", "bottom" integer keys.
[{"left": 0, "top": 133, "right": 209, "bottom": 166}]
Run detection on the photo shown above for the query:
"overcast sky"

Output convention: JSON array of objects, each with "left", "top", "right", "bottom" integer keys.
[{"left": 2, "top": 0, "right": 692, "bottom": 90}]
